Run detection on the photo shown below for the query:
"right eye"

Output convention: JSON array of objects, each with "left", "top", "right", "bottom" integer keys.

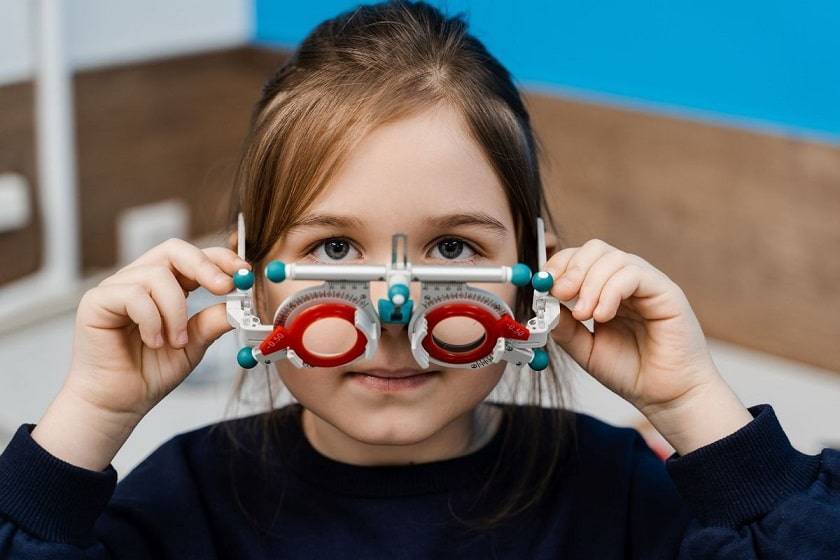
[{"left": 306, "top": 237, "right": 362, "bottom": 263}]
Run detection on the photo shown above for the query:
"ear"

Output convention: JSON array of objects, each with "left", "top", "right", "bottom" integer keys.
[
  {"left": 543, "top": 229, "right": 559, "bottom": 259},
  {"left": 228, "top": 230, "right": 238, "bottom": 254}
]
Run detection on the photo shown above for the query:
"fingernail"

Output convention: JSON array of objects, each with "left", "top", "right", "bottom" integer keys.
[
  {"left": 215, "top": 273, "right": 231, "bottom": 284},
  {"left": 573, "top": 298, "right": 586, "bottom": 312},
  {"left": 177, "top": 330, "right": 188, "bottom": 346}
]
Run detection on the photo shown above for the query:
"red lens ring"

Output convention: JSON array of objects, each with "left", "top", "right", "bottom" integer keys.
[
  {"left": 421, "top": 303, "right": 500, "bottom": 364},
  {"left": 286, "top": 302, "right": 367, "bottom": 367}
]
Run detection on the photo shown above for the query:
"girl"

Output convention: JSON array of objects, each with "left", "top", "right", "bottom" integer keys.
[{"left": 1, "top": 2, "right": 837, "bottom": 558}]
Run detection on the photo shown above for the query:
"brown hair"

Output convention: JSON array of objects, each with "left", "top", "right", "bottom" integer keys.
[{"left": 218, "top": 0, "right": 574, "bottom": 535}]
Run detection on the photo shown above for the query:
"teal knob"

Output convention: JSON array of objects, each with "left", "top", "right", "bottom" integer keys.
[
  {"left": 531, "top": 270, "right": 554, "bottom": 293},
  {"left": 510, "top": 263, "right": 532, "bottom": 287},
  {"left": 529, "top": 348, "right": 549, "bottom": 371},
  {"left": 265, "top": 260, "right": 286, "bottom": 283},
  {"left": 237, "top": 346, "right": 258, "bottom": 369},
  {"left": 233, "top": 268, "right": 254, "bottom": 290},
  {"left": 388, "top": 284, "right": 410, "bottom": 305}
]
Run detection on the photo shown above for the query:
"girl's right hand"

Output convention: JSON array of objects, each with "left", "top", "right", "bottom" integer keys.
[
  {"left": 67, "top": 238, "right": 251, "bottom": 420},
  {"left": 30, "top": 238, "right": 250, "bottom": 471}
]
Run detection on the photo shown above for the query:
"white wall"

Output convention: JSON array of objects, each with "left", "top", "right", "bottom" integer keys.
[
  {"left": 0, "top": 0, "right": 34, "bottom": 83},
  {"left": 0, "top": 0, "right": 252, "bottom": 85}
]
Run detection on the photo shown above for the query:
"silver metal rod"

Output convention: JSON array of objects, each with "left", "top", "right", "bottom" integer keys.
[
  {"left": 284, "top": 263, "right": 512, "bottom": 283},
  {"left": 237, "top": 212, "right": 245, "bottom": 259},
  {"left": 537, "top": 217, "right": 546, "bottom": 270}
]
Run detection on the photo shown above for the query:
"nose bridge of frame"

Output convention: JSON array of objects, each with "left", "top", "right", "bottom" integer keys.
[{"left": 372, "top": 277, "right": 422, "bottom": 325}]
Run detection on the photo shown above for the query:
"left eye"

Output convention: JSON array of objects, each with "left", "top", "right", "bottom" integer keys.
[
  {"left": 306, "top": 237, "right": 479, "bottom": 263},
  {"left": 430, "top": 237, "right": 478, "bottom": 261}
]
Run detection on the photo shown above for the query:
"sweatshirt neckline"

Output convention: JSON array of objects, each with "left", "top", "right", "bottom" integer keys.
[{"left": 274, "top": 402, "right": 511, "bottom": 498}]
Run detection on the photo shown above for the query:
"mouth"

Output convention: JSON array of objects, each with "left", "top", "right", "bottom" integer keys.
[
  {"left": 349, "top": 368, "right": 439, "bottom": 379},
  {"left": 346, "top": 368, "right": 441, "bottom": 392}
]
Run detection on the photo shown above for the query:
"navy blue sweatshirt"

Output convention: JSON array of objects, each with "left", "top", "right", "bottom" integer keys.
[{"left": 0, "top": 401, "right": 838, "bottom": 559}]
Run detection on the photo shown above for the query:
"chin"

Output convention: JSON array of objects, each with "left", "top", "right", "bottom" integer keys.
[
  {"left": 334, "top": 403, "right": 444, "bottom": 445},
  {"left": 348, "top": 407, "right": 447, "bottom": 445}
]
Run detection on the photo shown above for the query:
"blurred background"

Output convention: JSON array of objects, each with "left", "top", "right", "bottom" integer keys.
[{"left": 1, "top": 0, "right": 838, "bottom": 474}]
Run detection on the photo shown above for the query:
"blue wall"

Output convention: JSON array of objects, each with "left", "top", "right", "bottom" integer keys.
[{"left": 254, "top": 1, "right": 840, "bottom": 141}]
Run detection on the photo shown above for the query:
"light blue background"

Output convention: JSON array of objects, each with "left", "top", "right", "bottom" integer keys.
[{"left": 253, "top": 1, "right": 840, "bottom": 142}]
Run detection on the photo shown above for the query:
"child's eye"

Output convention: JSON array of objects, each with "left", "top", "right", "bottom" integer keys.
[
  {"left": 429, "top": 237, "right": 479, "bottom": 262},
  {"left": 304, "top": 236, "right": 481, "bottom": 263},
  {"left": 306, "top": 238, "right": 362, "bottom": 262}
]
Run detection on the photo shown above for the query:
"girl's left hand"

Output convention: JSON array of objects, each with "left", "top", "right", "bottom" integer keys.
[{"left": 544, "top": 239, "right": 753, "bottom": 454}]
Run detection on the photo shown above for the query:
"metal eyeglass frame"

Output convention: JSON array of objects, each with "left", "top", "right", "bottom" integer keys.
[{"left": 225, "top": 212, "right": 562, "bottom": 371}]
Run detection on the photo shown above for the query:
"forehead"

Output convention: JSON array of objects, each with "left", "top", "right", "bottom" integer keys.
[{"left": 297, "top": 102, "right": 513, "bottom": 234}]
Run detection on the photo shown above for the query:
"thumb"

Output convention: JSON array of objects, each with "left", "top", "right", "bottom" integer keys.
[
  {"left": 183, "top": 302, "right": 233, "bottom": 358},
  {"left": 549, "top": 303, "right": 595, "bottom": 372}
]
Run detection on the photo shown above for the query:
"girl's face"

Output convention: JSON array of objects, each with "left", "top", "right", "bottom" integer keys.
[{"left": 260, "top": 102, "right": 519, "bottom": 465}]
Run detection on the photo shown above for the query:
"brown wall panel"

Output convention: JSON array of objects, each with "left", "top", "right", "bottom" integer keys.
[
  {"left": 74, "top": 47, "right": 283, "bottom": 271},
  {"left": 526, "top": 93, "right": 840, "bottom": 373},
  {"left": 0, "top": 81, "right": 42, "bottom": 284}
]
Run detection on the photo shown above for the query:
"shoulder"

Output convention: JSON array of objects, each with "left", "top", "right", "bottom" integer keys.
[
  {"left": 493, "top": 401, "right": 661, "bottom": 475},
  {"left": 482, "top": 401, "right": 686, "bottom": 533},
  {"left": 572, "top": 409, "right": 655, "bottom": 464},
  {"left": 114, "top": 404, "right": 302, "bottom": 499},
  {"left": 495, "top": 401, "right": 648, "bottom": 448}
]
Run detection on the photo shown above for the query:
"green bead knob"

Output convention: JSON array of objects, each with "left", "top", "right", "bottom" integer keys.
[
  {"left": 529, "top": 348, "right": 549, "bottom": 371},
  {"left": 265, "top": 260, "right": 286, "bottom": 283},
  {"left": 233, "top": 269, "right": 254, "bottom": 290},
  {"left": 510, "top": 263, "right": 532, "bottom": 286},
  {"left": 531, "top": 270, "right": 554, "bottom": 293},
  {"left": 388, "top": 284, "right": 410, "bottom": 305},
  {"left": 237, "top": 346, "right": 258, "bottom": 369}
]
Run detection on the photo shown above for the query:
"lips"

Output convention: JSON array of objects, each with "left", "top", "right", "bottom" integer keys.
[{"left": 351, "top": 369, "right": 438, "bottom": 379}]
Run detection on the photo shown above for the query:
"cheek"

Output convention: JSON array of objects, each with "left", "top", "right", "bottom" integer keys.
[
  {"left": 439, "top": 361, "right": 506, "bottom": 401},
  {"left": 274, "top": 362, "right": 341, "bottom": 405}
]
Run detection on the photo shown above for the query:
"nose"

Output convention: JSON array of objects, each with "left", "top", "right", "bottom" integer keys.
[{"left": 380, "top": 321, "right": 407, "bottom": 338}]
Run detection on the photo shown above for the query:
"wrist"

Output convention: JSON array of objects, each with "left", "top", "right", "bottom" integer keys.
[
  {"left": 31, "top": 387, "right": 141, "bottom": 471},
  {"left": 640, "top": 376, "right": 753, "bottom": 456}
]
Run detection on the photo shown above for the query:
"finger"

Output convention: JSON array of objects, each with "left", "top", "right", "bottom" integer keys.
[
  {"left": 549, "top": 239, "right": 615, "bottom": 301},
  {"left": 167, "top": 246, "right": 253, "bottom": 294},
  {"left": 84, "top": 284, "right": 165, "bottom": 349},
  {"left": 571, "top": 249, "right": 631, "bottom": 321},
  {"left": 101, "top": 266, "right": 189, "bottom": 348},
  {"left": 539, "top": 247, "right": 578, "bottom": 305},
  {"left": 549, "top": 304, "right": 595, "bottom": 372},
  {"left": 542, "top": 246, "right": 576, "bottom": 278},
  {"left": 202, "top": 246, "right": 252, "bottom": 274},
  {"left": 182, "top": 302, "right": 234, "bottom": 366},
  {"left": 114, "top": 246, "right": 248, "bottom": 293},
  {"left": 591, "top": 265, "right": 640, "bottom": 323},
  {"left": 228, "top": 229, "right": 238, "bottom": 254},
  {"left": 123, "top": 239, "right": 250, "bottom": 296}
]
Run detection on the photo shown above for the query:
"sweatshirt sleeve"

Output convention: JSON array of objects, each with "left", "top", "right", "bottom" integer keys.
[
  {"left": 0, "top": 423, "right": 217, "bottom": 559},
  {"left": 664, "top": 404, "right": 840, "bottom": 559}
]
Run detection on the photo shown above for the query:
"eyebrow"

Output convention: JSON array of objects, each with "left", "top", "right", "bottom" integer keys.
[{"left": 285, "top": 212, "right": 509, "bottom": 238}]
